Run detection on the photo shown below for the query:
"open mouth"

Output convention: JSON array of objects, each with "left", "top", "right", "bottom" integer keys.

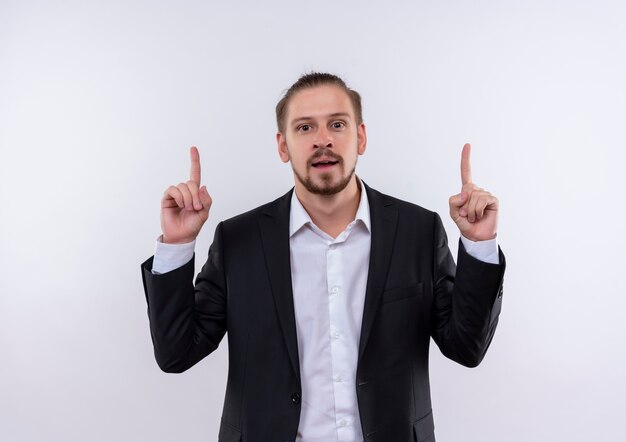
[{"left": 312, "top": 160, "right": 339, "bottom": 168}]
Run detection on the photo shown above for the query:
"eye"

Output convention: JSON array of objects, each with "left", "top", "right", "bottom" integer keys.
[{"left": 331, "top": 121, "right": 345, "bottom": 129}]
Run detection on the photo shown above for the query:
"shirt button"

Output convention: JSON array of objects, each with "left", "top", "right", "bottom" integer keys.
[
  {"left": 330, "top": 286, "right": 339, "bottom": 294},
  {"left": 291, "top": 392, "right": 301, "bottom": 405},
  {"left": 339, "top": 419, "right": 347, "bottom": 427},
  {"left": 335, "top": 375, "right": 344, "bottom": 383},
  {"left": 332, "top": 331, "right": 340, "bottom": 340}
]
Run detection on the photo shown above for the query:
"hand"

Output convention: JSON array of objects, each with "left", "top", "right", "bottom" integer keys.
[
  {"left": 160, "top": 146, "right": 213, "bottom": 244},
  {"left": 448, "top": 143, "right": 499, "bottom": 241}
]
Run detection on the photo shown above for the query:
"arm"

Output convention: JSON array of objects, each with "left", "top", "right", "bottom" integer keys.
[
  {"left": 140, "top": 146, "right": 221, "bottom": 373},
  {"left": 141, "top": 222, "right": 227, "bottom": 373},
  {"left": 430, "top": 211, "right": 506, "bottom": 367},
  {"left": 431, "top": 142, "right": 506, "bottom": 366}
]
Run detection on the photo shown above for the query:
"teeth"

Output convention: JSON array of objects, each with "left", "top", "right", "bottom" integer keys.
[{"left": 313, "top": 160, "right": 337, "bottom": 167}]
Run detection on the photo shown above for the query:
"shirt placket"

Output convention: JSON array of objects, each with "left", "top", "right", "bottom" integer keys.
[{"left": 327, "top": 228, "right": 357, "bottom": 441}]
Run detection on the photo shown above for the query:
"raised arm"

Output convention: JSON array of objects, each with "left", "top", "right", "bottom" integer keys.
[
  {"left": 141, "top": 147, "right": 226, "bottom": 373},
  {"left": 432, "top": 143, "right": 506, "bottom": 367}
]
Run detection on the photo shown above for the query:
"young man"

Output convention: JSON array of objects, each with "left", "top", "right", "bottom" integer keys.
[{"left": 141, "top": 73, "right": 506, "bottom": 442}]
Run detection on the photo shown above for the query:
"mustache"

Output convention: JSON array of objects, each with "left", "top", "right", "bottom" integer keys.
[{"left": 307, "top": 149, "right": 343, "bottom": 167}]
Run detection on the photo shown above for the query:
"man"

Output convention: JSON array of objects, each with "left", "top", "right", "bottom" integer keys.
[{"left": 140, "top": 73, "right": 506, "bottom": 442}]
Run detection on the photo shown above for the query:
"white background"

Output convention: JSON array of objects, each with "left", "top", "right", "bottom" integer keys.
[{"left": 1, "top": 1, "right": 625, "bottom": 441}]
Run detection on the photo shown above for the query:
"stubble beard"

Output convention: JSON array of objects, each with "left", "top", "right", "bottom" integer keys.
[{"left": 292, "top": 150, "right": 357, "bottom": 196}]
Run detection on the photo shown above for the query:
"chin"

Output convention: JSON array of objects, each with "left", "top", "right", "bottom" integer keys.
[{"left": 308, "top": 174, "right": 354, "bottom": 196}]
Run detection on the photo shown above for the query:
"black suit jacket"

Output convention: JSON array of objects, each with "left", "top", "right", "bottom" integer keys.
[{"left": 140, "top": 182, "right": 506, "bottom": 442}]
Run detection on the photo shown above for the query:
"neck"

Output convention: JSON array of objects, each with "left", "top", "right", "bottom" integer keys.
[{"left": 294, "top": 175, "right": 362, "bottom": 239}]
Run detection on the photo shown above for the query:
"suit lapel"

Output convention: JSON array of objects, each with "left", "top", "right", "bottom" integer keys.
[
  {"left": 258, "top": 189, "right": 301, "bottom": 382},
  {"left": 358, "top": 183, "right": 398, "bottom": 364},
  {"left": 257, "top": 183, "right": 398, "bottom": 377}
]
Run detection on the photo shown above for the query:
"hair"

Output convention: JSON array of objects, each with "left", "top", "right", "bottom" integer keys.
[{"left": 275, "top": 72, "right": 363, "bottom": 133}]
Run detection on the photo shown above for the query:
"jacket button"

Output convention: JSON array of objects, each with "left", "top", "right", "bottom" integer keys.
[{"left": 291, "top": 392, "right": 301, "bottom": 405}]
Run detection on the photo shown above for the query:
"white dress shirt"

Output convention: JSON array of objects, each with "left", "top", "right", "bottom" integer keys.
[
  {"left": 288, "top": 182, "right": 371, "bottom": 442},
  {"left": 151, "top": 180, "right": 499, "bottom": 442}
]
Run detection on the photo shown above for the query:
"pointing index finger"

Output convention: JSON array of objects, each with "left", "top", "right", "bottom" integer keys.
[
  {"left": 461, "top": 143, "right": 472, "bottom": 185},
  {"left": 190, "top": 146, "right": 201, "bottom": 184}
]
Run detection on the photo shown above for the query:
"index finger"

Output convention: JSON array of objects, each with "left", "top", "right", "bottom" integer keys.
[
  {"left": 461, "top": 143, "right": 472, "bottom": 185},
  {"left": 190, "top": 146, "right": 201, "bottom": 184}
]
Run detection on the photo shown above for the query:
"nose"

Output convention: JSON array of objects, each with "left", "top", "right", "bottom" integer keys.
[{"left": 313, "top": 127, "right": 333, "bottom": 149}]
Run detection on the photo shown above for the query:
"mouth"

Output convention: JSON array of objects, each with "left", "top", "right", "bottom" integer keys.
[{"left": 311, "top": 160, "right": 339, "bottom": 169}]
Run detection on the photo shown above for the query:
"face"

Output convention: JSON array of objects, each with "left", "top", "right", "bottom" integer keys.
[{"left": 277, "top": 85, "right": 367, "bottom": 196}]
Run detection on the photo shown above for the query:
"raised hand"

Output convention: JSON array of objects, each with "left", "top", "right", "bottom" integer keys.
[
  {"left": 160, "top": 146, "right": 213, "bottom": 244},
  {"left": 448, "top": 143, "right": 499, "bottom": 241}
]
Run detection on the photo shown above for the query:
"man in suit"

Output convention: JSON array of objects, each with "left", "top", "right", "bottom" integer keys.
[{"left": 141, "top": 72, "right": 506, "bottom": 442}]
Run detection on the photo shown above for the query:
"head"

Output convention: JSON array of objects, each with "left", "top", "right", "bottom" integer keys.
[{"left": 276, "top": 72, "right": 367, "bottom": 196}]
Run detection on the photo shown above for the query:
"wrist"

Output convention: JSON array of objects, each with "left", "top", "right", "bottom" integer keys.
[
  {"left": 161, "top": 234, "right": 196, "bottom": 245},
  {"left": 462, "top": 232, "right": 497, "bottom": 242}
]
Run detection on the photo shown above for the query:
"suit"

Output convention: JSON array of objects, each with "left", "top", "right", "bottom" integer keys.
[{"left": 140, "top": 182, "right": 506, "bottom": 442}]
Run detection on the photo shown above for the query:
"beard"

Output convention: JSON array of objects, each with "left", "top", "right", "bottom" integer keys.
[{"left": 291, "top": 148, "right": 356, "bottom": 196}]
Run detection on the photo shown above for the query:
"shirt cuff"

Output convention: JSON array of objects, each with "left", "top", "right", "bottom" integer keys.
[
  {"left": 152, "top": 234, "right": 196, "bottom": 275},
  {"left": 460, "top": 235, "right": 500, "bottom": 265}
]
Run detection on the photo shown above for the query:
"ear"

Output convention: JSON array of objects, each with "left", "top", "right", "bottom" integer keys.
[
  {"left": 357, "top": 122, "right": 367, "bottom": 155},
  {"left": 276, "top": 132, "right": 290, "bottom": 163}
]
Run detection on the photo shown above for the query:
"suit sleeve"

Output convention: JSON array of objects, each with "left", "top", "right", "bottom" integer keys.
[
  {"left": 430, "top": 212, "right": 506, "bottom": 367},
  {"left": 140, "top": 222, "right": 228, "bottom": 373}
]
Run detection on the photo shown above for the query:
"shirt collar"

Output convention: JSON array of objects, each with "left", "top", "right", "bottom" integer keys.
[{"left": 289, "top": 176, "right": 371, "bottom": 238}]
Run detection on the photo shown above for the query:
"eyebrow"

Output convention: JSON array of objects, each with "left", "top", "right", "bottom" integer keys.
[{"left": 290, "top": 112, "right": 352, "bottom": 127}]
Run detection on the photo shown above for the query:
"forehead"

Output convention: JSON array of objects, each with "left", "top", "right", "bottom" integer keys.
[{"left": 287, "top": 85, "right": 354, "bottom": 122}]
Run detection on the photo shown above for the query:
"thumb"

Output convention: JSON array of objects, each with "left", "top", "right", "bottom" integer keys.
[
  {"left": 199, "top": 186, "right": 213, "bottom": 211},
  {"left": 449, "top": 191, "right": 467, "bottom": 221},
  {"left": 449, "top": 191, "right": 466, "bottom": 208}
]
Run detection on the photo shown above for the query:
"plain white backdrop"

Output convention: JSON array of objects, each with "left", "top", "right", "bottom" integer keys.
[{"left": 1, "top": 1, "right": 625, "bottom": 441}]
